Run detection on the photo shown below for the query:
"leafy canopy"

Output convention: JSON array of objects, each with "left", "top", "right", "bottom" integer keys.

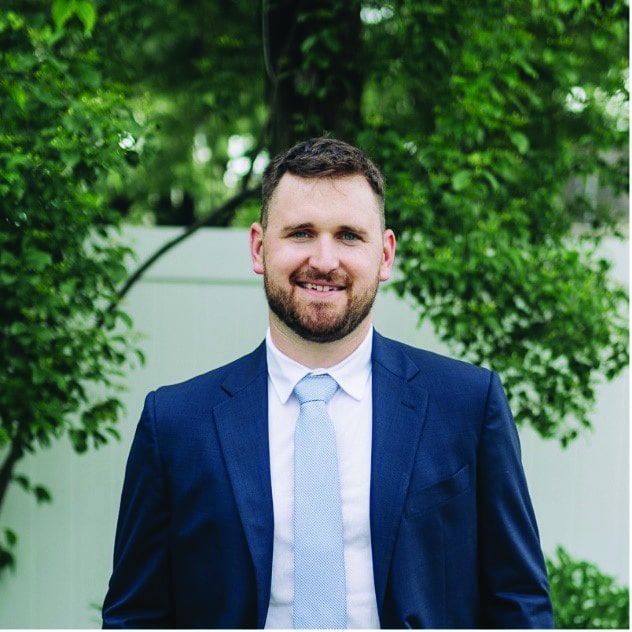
[
  {"left": 0, "top": 0, "right": 628, "bottom": 575},
  {"left": 0, "top": 1, "right": 143, "bottom": 571},
  {"left": 546, "top": 546, "right": 629, "bottom": 629},
  {"left": 359, "top": 0, "right": 629, "bottom": 444},
  {"left": 102, "top": 0, "right": 628, "bottom": 446}
]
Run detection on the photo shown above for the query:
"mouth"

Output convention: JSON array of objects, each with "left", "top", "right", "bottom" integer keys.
[{"left": 295, "top": 280, "right": 345, "bottom": 294}]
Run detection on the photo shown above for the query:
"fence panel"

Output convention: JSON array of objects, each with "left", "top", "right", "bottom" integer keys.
[{"left": 0, "top": 227, "right": 627, "bottom": 627}]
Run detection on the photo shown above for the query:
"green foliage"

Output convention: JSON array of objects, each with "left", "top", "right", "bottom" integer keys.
[
  {"left": 52, "top": 0, "right": 97, "bottom": 34},
  {"left": 358, "top": 0, "right": 628, "bottom": 445},
  {"left": 0, "top": 529, "right": 17, "bottom": 572},
  {"left": 0, "top": 2, "right": 143, "bottom": 573},
  {"left": 0, "top": 0, "right": 628, "bottom": 575},
  {"left": 90, "top": 0, "right": 266, "bottom": 222},
  {"left": 90, "top": 0, "right": 628, "bottom": 446},
  {"left": 547, "top": 546, "right": 629, "bottom": 629}
]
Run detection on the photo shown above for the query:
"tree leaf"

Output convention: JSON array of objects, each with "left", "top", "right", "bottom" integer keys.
[
  {"left": 75, "top": 0, "right": 97, "bottom": 35},
  {"left": 451, "top": 170, "right": 472, "bottom": 191},
  {"left": 33, "top": 486, "right": 53, "bottom": 505},
  {"left": 509, "top": 131, "right": 530, "bottom": 154},
  {"left": 52, "top": 0, "right": 75, "bottom": 31},
  {"left": 4, "top": 529, "right": 18, "bottom": 547}
]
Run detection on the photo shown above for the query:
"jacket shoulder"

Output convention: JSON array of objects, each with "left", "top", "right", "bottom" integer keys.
[
  {"left": 374, "top": 333, "right": 493, "bottom": 393},
  {"left": 151, "top": 341, "right": 267, "bottom": 410}
]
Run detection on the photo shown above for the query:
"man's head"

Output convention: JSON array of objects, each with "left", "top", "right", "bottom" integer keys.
[
  {"left": 251, "top": 137, "right": 395, "bottom": 349},
  {"left": 260, "top": 137, "right": 386, "bottom": 231}
]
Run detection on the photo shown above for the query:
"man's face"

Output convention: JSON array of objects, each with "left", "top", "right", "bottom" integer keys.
[{"left": 250, "top": 173, "right": 396, "bottom": 343}]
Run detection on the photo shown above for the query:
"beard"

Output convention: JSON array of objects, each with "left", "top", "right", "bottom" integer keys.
[{"left": 263, "top": 269, "right": 379, "bottom": 343}]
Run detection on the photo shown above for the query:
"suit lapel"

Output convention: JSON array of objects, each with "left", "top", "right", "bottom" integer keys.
[
  {"left": 213, "top": 344, "right": 274, "bottom": 629},
  {"left": 210, "top": 335, "right": 429, "bottom": 625},
  {"left": 370, "top": 333, "right": 429, "bottom": 616}
]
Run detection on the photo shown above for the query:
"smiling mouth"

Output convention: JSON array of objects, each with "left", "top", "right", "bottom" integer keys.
[{"left": 296, "top": 281, "right": 344, "bottom": 293}]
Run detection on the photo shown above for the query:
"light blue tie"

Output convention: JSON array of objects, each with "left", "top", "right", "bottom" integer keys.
[{"left": 293, "top": 373, "right": 347, "bottom": 629}]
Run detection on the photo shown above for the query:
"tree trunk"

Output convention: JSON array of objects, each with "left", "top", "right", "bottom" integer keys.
[{"left": 264, "top": 0, "right": 364, "bottom": 155}]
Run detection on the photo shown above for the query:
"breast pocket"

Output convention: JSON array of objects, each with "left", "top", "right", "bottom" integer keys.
[{"left": 405, "top": 464, "right": 471, "bottom": 518}]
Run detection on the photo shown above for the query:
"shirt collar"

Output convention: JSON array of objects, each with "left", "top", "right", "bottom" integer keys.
[{"left": 265, "top": 327, "right": 373, "bottom": 404}]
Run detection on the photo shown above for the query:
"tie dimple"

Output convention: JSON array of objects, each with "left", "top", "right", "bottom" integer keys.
[
  {"left": 293, "top": 373, "right": 339, "bottom": 406},
  {"left": 293, "top": 373, "right": 347, "bottom": 629}
]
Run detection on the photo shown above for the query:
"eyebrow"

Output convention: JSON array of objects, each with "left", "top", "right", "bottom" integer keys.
[
  {"left": 282, "top": 223, "right": 370, "bottom": 238},
  {"left": 339, "top": 225, "right": 369, "bottom": 238},
  {"left": 283, "top": 223, "right": 313, "bottom": 232}
]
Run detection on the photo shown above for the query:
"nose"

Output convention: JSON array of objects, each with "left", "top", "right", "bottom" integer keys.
[{"left": 308, "top": 235, "right": 339, "bottom": 274}]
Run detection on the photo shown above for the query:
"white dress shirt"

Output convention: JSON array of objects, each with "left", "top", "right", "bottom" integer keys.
[{"left": 264, "top": 327, "right": 380, "bottom": 629}]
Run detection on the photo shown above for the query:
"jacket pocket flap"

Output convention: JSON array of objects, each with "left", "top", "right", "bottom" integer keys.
[{"left": 405, "top": 464, "right": 471, "bottom": 517}]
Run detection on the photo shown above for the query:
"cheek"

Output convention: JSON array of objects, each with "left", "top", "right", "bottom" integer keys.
[
  {"left": 349, "top": 251, "right": 384, "bottom": 277},
  {"left": 264, "top": 248, "right": 301, "bottom": 275}
]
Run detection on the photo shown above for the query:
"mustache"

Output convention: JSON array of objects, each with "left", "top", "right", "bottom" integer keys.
[{"left": 290, "top": 268, "right": 351, "bottom": 286}]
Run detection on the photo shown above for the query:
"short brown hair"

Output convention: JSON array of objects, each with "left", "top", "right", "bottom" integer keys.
[{"left": 260, "top": 137, "right": 385, "bottom": 229}]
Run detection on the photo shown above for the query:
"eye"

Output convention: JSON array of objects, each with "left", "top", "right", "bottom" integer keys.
[
  {"left": 339, "top": 231, "right": 360, "bottom": 242},
  {"left": 290, "top": 230, "right": 311, "bottom": 240}
]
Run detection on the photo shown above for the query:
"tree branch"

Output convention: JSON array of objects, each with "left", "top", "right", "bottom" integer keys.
[
  {"left": 0, "top": 441, "right": 23, "bottom": 512},
  {"left": 103, "top": 185, "right": 260, "bottom": 321}
]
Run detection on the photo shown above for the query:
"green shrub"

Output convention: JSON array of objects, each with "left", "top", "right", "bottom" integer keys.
[{"left": 546, "top": 546, "right": 629, "bottom": 629}]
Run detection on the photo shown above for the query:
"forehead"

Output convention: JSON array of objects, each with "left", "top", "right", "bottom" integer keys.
[{"left": 267, "top": 173, "right": 382, "bottom": 226}]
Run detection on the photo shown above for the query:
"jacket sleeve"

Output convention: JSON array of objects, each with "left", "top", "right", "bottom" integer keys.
[
  {"left": 102, "top": 392, "right": 174, "bottom": 628},
  {"left": 477, "top": 371, "right": 554, "bottom": 628}
]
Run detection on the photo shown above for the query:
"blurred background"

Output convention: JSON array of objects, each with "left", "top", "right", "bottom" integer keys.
[{"left": 1, "top": 0, "right": 628, "bottom": 627}]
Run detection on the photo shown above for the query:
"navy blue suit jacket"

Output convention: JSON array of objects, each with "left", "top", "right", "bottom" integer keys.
[{"left": 103, "top": 332, "right": 553, "bottom": 628}]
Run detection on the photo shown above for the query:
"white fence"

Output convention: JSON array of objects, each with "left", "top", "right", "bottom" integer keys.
[{"left": 0, "top": 226, "right": 627, "bottom": 627}]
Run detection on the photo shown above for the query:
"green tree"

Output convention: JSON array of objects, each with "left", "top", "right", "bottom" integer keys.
[
  {"left": 101, "top": 0, "right": 628, "bottom": 445},
  {"left": 359, "top": 0, "right": 629, "bottom": 444},
  {"left": 547, "top": 546, "right": 629, "bottom": 628},
  {"left": 0, "top": 2, "right": 143, "bottom": 572},
  {"left": 0, "top": 0, "right": 628, "bottom": 575}
]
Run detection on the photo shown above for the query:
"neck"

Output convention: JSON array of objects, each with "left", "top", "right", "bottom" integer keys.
[{"left": 268, "top": 314, "right": 372, "bottom": 369}]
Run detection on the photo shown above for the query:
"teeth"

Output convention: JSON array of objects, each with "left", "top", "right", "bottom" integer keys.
[{"left": 304, "top": 283, "right": 338, "bottom": 292}]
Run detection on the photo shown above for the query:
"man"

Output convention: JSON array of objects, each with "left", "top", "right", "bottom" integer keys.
[{"left": 103, "top": 137, "right": 553, "bottom": 628}]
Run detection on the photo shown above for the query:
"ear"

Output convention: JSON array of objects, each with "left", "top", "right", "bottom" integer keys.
[
  {"left": 250, "top": 222, "right": 265, "bottom": 275},
  {"left": 378, "top": 229, "right": 397, "bottom": 282}
]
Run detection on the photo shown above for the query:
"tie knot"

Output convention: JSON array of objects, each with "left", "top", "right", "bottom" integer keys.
[{"left": 294, "top": 373, "right": 339, "bottom": 405}]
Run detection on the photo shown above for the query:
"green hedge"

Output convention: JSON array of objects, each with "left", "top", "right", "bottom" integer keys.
[{"left": 547, "top": 546, "right": 629, "bottom": 629}]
